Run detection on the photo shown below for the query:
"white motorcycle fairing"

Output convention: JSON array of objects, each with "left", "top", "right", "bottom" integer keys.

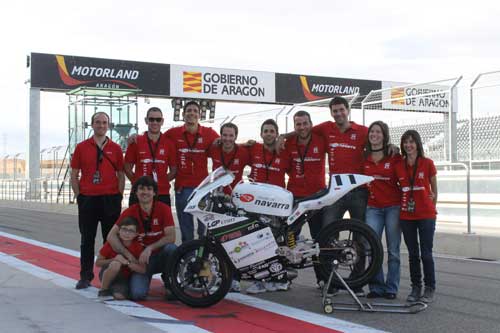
[{"left": 286, "top": 174, "right": 373, "bottom": 225}]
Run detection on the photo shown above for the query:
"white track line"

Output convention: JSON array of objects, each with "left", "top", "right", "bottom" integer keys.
[{"left": 0, "top": 230, "right": 384, "bottom": 333}]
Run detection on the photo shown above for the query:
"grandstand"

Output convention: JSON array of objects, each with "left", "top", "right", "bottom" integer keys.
[{"left": 388, "top": 115, "right": 500, "bottom": 163}]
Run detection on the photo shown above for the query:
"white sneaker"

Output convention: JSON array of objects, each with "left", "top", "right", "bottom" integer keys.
[
  {"left": 264, "top": 282, "right": 278, "bottom": 292},
  {"left": 274, "top": 281, "right": 290, "bottom": 291},
  {"left": 230, "top": 280, "right": 241, "bottom": 293},
  {"left": 246, "top": 281, "right": 267, "bottom": 294}
]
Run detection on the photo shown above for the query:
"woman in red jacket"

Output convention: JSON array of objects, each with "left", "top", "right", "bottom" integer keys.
[{"left": 395, "top": 130, "right": 438, "bottom": 304}]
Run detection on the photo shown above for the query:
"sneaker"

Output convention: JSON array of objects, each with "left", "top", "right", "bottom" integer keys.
[
  {"left": 98, "top": 289, "right": 112, "bottom": 297},
  {"left": 246, "top": 281, "right": 267, "bottom": 294},
  {"left": 406, "top": 286, "right": 422, "bottom": 303},
  {"left": 75, "top": 279, "right": 90, "bottom": 290},
  {"left": 230, "top": 280, "right": 241, "bottom": 293},
  {"left": 273, "top": 281, "right": 290, "bottom": 291},
  {"left": 264, "top": 282, "right": 278, "bottom": 292},
  {"left": 317, "top": 280, "right": 325, "bottom": 290},
  {"left": 420, "top": 287, "right": 435, "bottom": 303},
  {"left": 353, "top": 287, "right": 365, "bottom": 297}
]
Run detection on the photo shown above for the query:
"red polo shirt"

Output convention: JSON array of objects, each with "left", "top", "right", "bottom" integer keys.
[
  {"left": 124, "top": 132, "right": 176, "bottom": 195},
  {"left": 164, "top": 125, "right": 219, "bottom": 190},
  {"left": 99, "top": 240, "right": 144, "bottom": 278},
  {"left": 285, "top": 133, "right": 326, "bottom": 197},
  {"left": 363, "top": 154, "right": 402, "bottom": 208},
  {"left": 71, "top": 137, "right": 124, "bottom": 196},
  {"left": 313, "top": 121, "right": 368, "bottom": 174},
  {"left": 394, "top": 157, "right": 437, "bottom": 220},
  {"left": 248, "top": 143, "right": 289, "bottom": 188},
  {"left": 115, "top": 202, "right": 175, "bottom": 250},
  {"left": 209, "top": 144, "right": 250, "bottom": 194}
]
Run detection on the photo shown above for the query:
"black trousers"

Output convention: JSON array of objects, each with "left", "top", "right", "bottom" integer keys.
[
  {"left": 128, "top": 192, "right": 171, "bottom": 207},
  {"left": 77, "top": 193, "right": 122, "bottom": 281}
]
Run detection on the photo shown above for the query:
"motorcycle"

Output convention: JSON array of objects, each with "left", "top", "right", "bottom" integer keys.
[{"left": 166, "top": 167, "right": 383, "bottom": 308}]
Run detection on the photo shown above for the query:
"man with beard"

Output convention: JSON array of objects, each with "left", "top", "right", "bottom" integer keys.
[
  {"left": 246, "top": 118, "right": 291, "bottom": 294},
  {"left": 107, "top": 176, "right": 177, "bottom": 300},
  {"left": 284, "top": 110, "right": 326, "bottom": 288}
]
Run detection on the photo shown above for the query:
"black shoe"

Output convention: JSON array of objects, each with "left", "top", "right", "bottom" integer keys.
[
  {"left": 384, "top": 292, "right": 397, "bottom": 300},
  {"left": 164, "top": 289, "right": 178, "bottom": 301},
  {"left": 367, "top": 291, "right": 384, "bottom": 299},
  {"left": 75, "top": 279, "right": 90, "bottom": 290},
  {"left": 98, "top": 289, "right": 112, "bottom": 297}
]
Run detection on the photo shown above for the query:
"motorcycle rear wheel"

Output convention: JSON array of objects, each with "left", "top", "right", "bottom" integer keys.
[
  {"left": 167, "top": 239, "right": 233, "bottom": 308},
  {"left": 317, "top": 219, "right": 383, "bottom": 288}
]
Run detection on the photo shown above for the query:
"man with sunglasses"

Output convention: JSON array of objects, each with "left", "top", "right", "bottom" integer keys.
[
  {"left": 107, "top": 176, "right": 177, "bottom": 300},
  {"left": 164, "top": 101, "right": 219, "bottom": 243},
  {"left": 71, "top": 112, "right": 125, "bottom": 290},
  {"left": 125, "top": 107, "right": 176, "bottom": 206}
]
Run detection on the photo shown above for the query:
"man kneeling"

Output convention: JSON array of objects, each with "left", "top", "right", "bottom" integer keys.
[
  {"left": 107, "top": 176, "right": 177, "bottom": 300},
  {"left": 96, "top": 216, "right": 145, "bottom": 299}
]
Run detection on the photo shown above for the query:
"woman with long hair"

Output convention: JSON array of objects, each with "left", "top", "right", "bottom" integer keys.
[
  {"left": 363, "top": 121, "right": 402, "bottom": 300},
  {"left": 395, "top": 130, "right": 438, "bottom": 303}
]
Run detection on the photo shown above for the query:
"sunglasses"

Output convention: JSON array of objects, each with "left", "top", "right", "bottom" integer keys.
[{"left": 148, "top": 117, "right": 163, "bottom": 123}]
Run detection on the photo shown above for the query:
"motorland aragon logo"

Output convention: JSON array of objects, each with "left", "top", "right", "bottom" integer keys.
[
  {"left": 182, "top": 70, "right": 266, "bottom": 97},
  {"left": 55, "top": 55, "right": 138, "bottom": 89},
  {"left": 299, "top": 76, "right": 360, "bottom": 101}
]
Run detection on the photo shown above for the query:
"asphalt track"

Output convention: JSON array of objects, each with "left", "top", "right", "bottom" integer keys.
[{"left": 1, "top": 207, "right": 500, "bottom": 333}]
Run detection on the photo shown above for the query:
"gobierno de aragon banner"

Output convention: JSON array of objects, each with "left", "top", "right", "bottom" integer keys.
[{"left": 30, "top": 53, "right": 170, "bottom": 96}]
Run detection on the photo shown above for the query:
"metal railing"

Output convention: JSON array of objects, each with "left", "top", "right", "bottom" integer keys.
[{"left": 435, "top": 161, "right": 472, "bottom": 234}]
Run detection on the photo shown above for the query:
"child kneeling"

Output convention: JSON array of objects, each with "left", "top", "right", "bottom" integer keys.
[{"left": 95, "top": 217, "right": 145, "bottom": 299}]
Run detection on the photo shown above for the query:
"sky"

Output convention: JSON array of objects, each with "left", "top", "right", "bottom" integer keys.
[{"left": 1, "top": 0, "right": 500, "bottom": 156}]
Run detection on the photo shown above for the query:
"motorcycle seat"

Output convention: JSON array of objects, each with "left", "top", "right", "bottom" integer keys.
[{"left": 294, "top": 188, "right": 329, "bottom": 205}]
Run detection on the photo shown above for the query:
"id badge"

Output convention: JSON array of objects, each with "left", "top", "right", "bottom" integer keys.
[
  {"left": 407, "top": 198, "right": 416, "bottom": 213},
  {"left": 92, "top": 170, "right": 101, "bottom": 184},
  {"left": 152, "top": 170, "right": 158, "bottom": 183}
]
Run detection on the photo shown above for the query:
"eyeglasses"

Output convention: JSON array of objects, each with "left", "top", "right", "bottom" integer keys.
[
  {"left": 148, "top": 117, "right": 163, "bottom": 123},
  {"left": 119, "top": 227, "right": 137, "bottom": 235}
]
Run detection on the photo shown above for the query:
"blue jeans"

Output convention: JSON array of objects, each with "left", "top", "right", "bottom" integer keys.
[
  {"left": 365, "top": 206, "right": 401, "bottom": 294},
  {"left": 175, "top": 187, "right": 205, "bottom": 242},
  {"left": 129, "top": 243, "right": 177, "bottom": 300},
  {"left": 400, "top": 218, "right": 436, "bottom": 290}
]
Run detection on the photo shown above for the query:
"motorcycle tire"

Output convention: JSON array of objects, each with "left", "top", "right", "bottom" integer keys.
[
  {"left": 317, "top": 219, "right": 383, "bottom": 288},
  {"left": 166, "top": 239, "right": 233, "bottom": 308}
]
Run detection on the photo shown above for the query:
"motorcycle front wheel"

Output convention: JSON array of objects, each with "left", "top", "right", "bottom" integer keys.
[
  {"left": 166, "top": 239, "right": 233, "bottom": 308},
  {"left": 317, "top": 219, "right": 383, "bottom": 288}
]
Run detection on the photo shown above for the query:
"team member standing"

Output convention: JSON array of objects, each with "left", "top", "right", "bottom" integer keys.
[
  {"left": 248, "top": 119, "right": 289, "bottom": 187},
  {"left": 107, "top": 176, "right": 177, "bottom": 300},
  {"left": 285, "top": 110, "right": 326, "bottom": 286},
  {"left": 165, "top": 101, "right": 219, "bottom": 242},
  {"left": 208, "top": 122, "right": 250, "bottom": 195},
  {"left": 124, "top": 107, "right": 176, "bottom": 206},
  {"left": 310, "top": 96, "right": 369, "bottom": 296},
  {"left": 71, "top": 112, "right": 125, "bottom": 289},
  {"left": 363, "top": 121, "right": 402, "bottom": 300},
  {"left": 246, "top": 119, "right": 290, "bottom": 294},
  {"left": 395, "top": 130, "right": 438, "bottom": 304}
]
